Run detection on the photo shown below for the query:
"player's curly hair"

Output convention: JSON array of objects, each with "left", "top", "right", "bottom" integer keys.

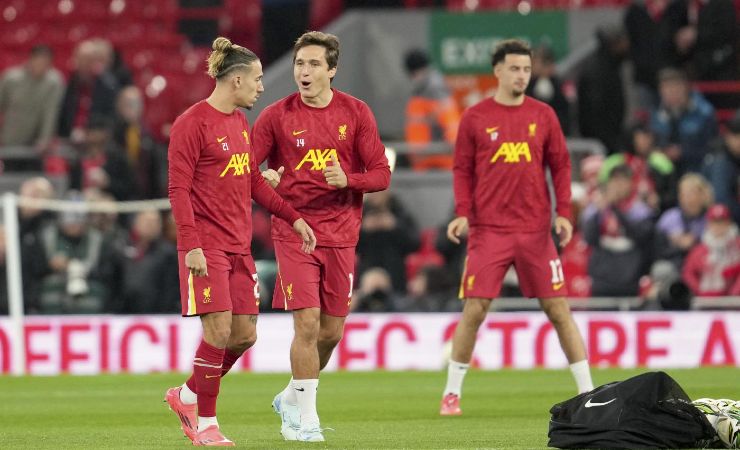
[
  {"left": 293, "top": 31, "right": 340, "bottom": 70},
  {"left": 206, "top": 36, "right": 258, "bottom": 79},
  {"left": 491, "top": 39, "right": 532, "bottom": 67}
]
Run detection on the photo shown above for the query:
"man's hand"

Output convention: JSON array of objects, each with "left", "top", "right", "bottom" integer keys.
[
  {"left": 446, "top": 216, "right": 469, "bottom": 244},
  {"left": 323, "top": 154, "right": 347, "bottom": 188},
  {"left": 186, "top": 248, "right": 208, "bottom": 277},
  {"left": 261, "top": 166, "right": 284, "bottom": 188},
  {"left": 554, "top": 216, "right": 573, "bottom": 247},
  {"left": 292, "top": 218, "right": 317, "bottom": 253}
]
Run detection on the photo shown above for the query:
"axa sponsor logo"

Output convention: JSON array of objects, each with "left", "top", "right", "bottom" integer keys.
[
  {"left": 490, "top": 142, "right": 532, "bottom": 164},
  {"left": 219, "top": 152, "right": 251, "bottom": 177},
  {"left": 295, "top": 148, "right": 339, "bottom": 170}
]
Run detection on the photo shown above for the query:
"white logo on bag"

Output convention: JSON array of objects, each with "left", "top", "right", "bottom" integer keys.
[{"left": 585, "top": 398, "right": 617, "bottom": 408}]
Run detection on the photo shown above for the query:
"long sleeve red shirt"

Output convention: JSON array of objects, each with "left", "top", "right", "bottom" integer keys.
[
  {"left": 252, "top": 90, "right": 391, "bottom": 247},
  {"left": 168, "top": 100, "right": 301, "bottom": 254},
  {"left": 453, "top": 96, "right": 571, "bottom": 232}
]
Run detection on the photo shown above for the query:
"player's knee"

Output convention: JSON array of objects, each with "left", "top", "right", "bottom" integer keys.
[
  {"left": 204, "top": 325, "right": 232, "bottom": 347},
  {"left": 318, "top": 329, "right": 343, "bottom": 349},
  {"left": 230, "top": 333, "right": 257, "bottom": 353},
  {"left": 464, "top": 298, "right": 490, "bottom": 323},
  {"left": 542, "top": 298, "right": 571, "bottom": 326}
]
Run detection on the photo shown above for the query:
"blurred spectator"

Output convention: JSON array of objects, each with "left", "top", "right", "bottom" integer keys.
[
  {"left": 111, "top": 47, "right": 134, "bottom": 88},
  {"left": 663, "top": 0, "right": 738, "bottom": 81},
  {"left": 577, "top": 25, "right": 630, "bottom": 154},
  {"left": 399, "top": 265, "right": 459, "bottom": 312},
  {"left": 69, "top": 115, "right": 138, "bottom": 201},
  {"left": 682, "top": 204, "right": 740, "bottom": 295},
  {"left": 357, "top": 190, "right": 420, "bottom": 294},
  {"left": 526, "top": 44, "right": 570, "bottom": 133},
  {"left": 351, "top": 267, "right": 401, "bottom": 312},
  {"left": 703, "top": 109, "right": 740, "bottom": 224},
  {"left": 649, "top": 173, "right": 713, "bottom": 301},
  {"left": 623, "top": 0, "right": 672, "bottom": 110},
  {"left": 112, "top": 86, "right": 166, "bottom": 199},
  {"left": 58, "top": 39, "right": 120, "bottom": 142},
  {"left": 83, "top": 188, "right": 128, "bottom": 245},
  {"left": 119, "top": 210, "right": 179, "bottom": 313},
  {"left": 38, "top": 192, "right": 110, "bottom": 313},
  {"left": 577, "top": 154, "right": 606, "bottom": 208},
  {"left": 403, "top": 48, "right": 461, "bottom": 170},
  {"left": 650, "top": 67, "right": 718, "bottom": 174},
  {"left": 583, "top": 165, "right": 654, "bottom": 296},
  {"left": 0, "top": 45, "right": 64, "bottom": 150},
  {"left": 599, "top": 122, "right": 677, "bottom": 213},
  {"left": 435, "top": 211, "right": 466, "bottom": 285},
  {"left": 18, "top": 177, "right": 56, "bottom": 313}
]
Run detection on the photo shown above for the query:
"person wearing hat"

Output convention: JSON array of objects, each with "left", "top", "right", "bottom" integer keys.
[
  {"left": 703, "top": 108, "right": 740, "bottom": 225},
  {"left": 682, "top": 204, "right": 740, "bottom": 296},
  {"left": 403, "top": 48, "right": 460, "bottom": 170}
]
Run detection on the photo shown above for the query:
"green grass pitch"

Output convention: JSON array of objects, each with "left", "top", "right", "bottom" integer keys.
[{"left": 1, "top": 368, "right": 738, "bottom": 449}]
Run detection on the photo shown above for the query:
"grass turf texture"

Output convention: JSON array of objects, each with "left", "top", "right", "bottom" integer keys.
[{"left": 1, "top": 368, "right": 737, "bottom": 449}]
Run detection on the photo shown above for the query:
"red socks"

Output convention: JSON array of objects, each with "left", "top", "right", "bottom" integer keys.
[
  {"left": 192, "top": 340, "right": 225, "bottom": 417},
  {"left": 185, "top": 347, "right": 243, "bottom": 413}
]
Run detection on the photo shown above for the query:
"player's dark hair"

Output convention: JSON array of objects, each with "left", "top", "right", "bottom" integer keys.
[
  {"left": 207, "top": 36, "right": 258, "bottom": 80},
  {"left": 491, "top": 39, "right": 532, "bottom": 67},
  {"left": 30, "top": 45, "right": 53, "bottom": 58},
  {"left": 293, "top": 31, "right": 340, "bottom": 70}
]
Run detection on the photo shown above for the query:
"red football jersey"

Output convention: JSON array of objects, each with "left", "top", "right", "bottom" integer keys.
[
  {"left": 453, "top": 96, "right": 571, "bottom": 232},
  {"left": 252, "top": 90, "right": 391, "bottom": 247},
  {"left": 168, "top": 100, "right": 300, "bottom": 254}
]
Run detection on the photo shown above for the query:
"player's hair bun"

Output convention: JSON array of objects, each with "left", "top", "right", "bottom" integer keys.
[{"left": 212, "top": 37, "right": 233, "bottom": 53}]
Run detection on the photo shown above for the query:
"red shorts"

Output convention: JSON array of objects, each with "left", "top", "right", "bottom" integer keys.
[
  {"left": 459, "top": 228, "right": 568, "bottom": 299},
  {"left": 272, "top": 241, "right": 355, "bottom": 317},
  {"left": 178, "top": 250, "right": 260, "bottom": 316}
]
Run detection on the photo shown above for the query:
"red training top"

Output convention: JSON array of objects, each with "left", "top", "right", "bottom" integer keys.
[
  {"left": 252, "top": 89, "right": 391, "bottom": 247},
  {"left": 168, "top": 100, "right": 301, "bottom": 254}
]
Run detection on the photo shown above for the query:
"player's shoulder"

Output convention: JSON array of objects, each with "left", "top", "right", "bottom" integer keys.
[
  {"left": 524, "top": 96, "right": 557, "bottom": 117},
  {"left": 460, "top": 98, "right": 493, "bottom": 122},
  {"left": 332, "top": 89, "right": 372, "bottom": 113},
  {"left": 171, "top": 101, "right": 210, "bottom": 132},
  {"left": 262, "top": 93, "right": 302, "bottom": 115}
]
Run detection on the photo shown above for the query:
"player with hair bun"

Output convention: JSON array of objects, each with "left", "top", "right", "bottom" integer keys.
[{"left": 164, "top": 36, "right": 316, "bottom": 446}]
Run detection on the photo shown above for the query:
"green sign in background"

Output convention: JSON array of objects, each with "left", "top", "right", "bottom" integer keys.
[{"left": 430, "top": 11, "right": 569, "bottom": 75}]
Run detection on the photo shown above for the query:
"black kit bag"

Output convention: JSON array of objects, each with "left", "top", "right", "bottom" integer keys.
[{"left": 548, "top": 371, "right": 716, "bottom": 449}]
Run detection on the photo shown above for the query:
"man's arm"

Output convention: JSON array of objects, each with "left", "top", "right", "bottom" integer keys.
[
  {"left": 543, "top": 107, "right": 572, "bottom": 220},
  {"left": 250, "top": 157, "right": 301, "bottom": 225},
  {"left": 167, "top": 118, "right": 202, "bottom": 252},
  {"left": 251, "top": 107, "right": 275, "bottom": 166},
  {"left": 344, "top": 103, "right": 390, "bottom": 193},
  {"left": 250, "top": 156, "right": 316, "bottom": 252},
  {"left": 452, "top": 111, "right": 475, "bottom": 218}
]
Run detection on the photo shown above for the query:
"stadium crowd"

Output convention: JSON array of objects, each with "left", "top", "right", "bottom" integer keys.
[{"left": 0, "top": 0, "right": 738, "bottom": 315}]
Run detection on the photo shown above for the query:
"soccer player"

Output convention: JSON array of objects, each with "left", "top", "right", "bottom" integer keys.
[
  {"left": 439, "top": 39, "right": 594, "bottom": 416},
  {"left": 164, "top": 36, "right": 316, "bottom": 446},
  {"left": 252, "top": 31, "right": 391, "bottom": 442}
]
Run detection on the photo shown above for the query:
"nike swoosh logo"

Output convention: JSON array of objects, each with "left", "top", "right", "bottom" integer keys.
[
  {"left": 295, "top": 387, "right": 305, "bottom": 392},
  {"left": 292, "top": 130, "right": 307, "bottom": 136},
  {"left": 553, "top": 282, "right": 565, "bottom": 290},
  {"left": 216, "top": 136, "right": 227, "bottom": 143},
  {"left": 205, "top": 374, "right": 220, "bottom": 379},
  {"left": 585, "top": 398, "right": 616, "bottom": 408},
  {"left": 485, "top": 127, "right": 498, "bottom": 133}
]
